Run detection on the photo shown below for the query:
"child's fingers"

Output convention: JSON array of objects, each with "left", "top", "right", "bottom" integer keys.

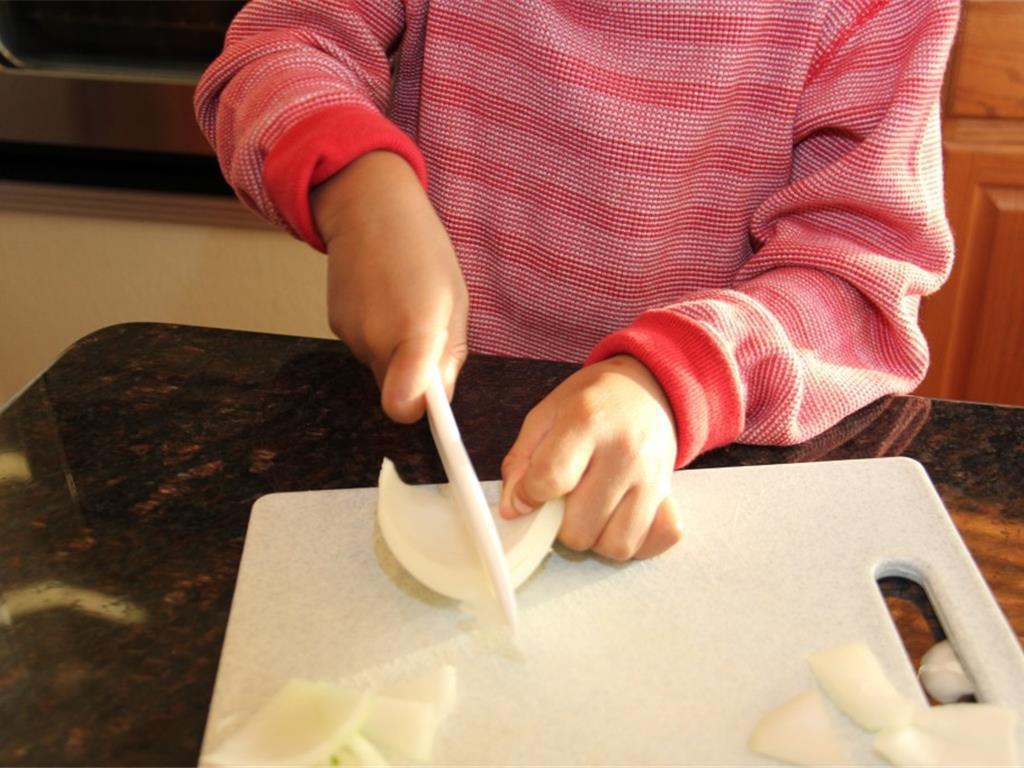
[
  {"left": 634, "top": 497, "right": 683, "bottom": 560},
  {"left": 592, "top": 486, "right": 659, "bottom": 561},
  {"left": 439, "top": 298, "right": 469, "bottom": 400},
  {"left": 557, "top": 453, "right": 629, "bottom": 551},
  {"left": 512, "top": 423, "right": 594, "bottom": 513},
  {"left": 498, "top": 402, "right": 557, "bottom": 517},
  {"left": 379, "top": 330, "right": 449, "bottom": 423},
  {"left": 498, "top": 453, "right": 529, "bottom": 520},
  {"left": 506, "top": 400, "right": 556, "bottom": 464}
]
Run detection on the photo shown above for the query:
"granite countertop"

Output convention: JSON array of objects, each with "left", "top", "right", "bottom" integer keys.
[{"left": 0, "top": 323, "right": 1021, "bottom": 766}]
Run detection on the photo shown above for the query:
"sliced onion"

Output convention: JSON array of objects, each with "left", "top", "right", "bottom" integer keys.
[
  {"left": 203, "top": 679, "right": 369, "bottom": 767},
  {"left": 378, "top": 664, "right": 458, "bottom": 721},
  {"left": 377, "top": 458, "right": 564, "bottom": 601},
  {"left": 808, "top": 642, "right": 917, "bottom": 731},
  {"left": 873, "top": 703, "right": 1018, "bottom": 766},
  {"left": 751, "top": 642, "right": 1016, "bottom": 767},
  {"left": 748, "top": 689, "right": 851, "bottom": 766},
  {"left": 917, "top": 640, "right": 976, "bottom": 704},
  {"left": 361, "top": 694, "right": 439, "bottom": 762},
  {"left": 340, "top": 733, "right": 391, "bottom": 766}
]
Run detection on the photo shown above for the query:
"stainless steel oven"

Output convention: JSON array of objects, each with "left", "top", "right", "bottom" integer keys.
[{"left": 0, "top": 1, "right": 244, "bottom": 156}]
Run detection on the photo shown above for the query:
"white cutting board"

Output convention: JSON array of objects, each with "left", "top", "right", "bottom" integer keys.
[{"left": 201, "top": 457, "right": 1024, "bottom": 765}]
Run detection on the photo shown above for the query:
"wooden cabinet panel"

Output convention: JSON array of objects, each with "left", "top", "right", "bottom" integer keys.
[
  {"left": 967, "top": 187, "right": 1024, "bottom": 401},
  {"left": 945, "top": 0, "right": 1024, "bottom": 119},
  {"left": 918, "top": 0, "right": 1024, "bottom": 406},
  {"left": 918, "top": 135, "right": 1024, "bottom": 404}
]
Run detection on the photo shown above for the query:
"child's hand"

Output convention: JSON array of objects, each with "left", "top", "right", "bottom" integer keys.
[
  {"left": 499, "top": 356, "right": 682, "bottom": 561},
  {"left": 312, "top": 151, "right": 468, "bottom": 423}
]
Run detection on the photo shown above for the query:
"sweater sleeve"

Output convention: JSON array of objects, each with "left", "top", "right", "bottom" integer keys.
[
  {"left": 193, "top": 0, "right": 427, "bottom": 251},
  {"left": 588, "top": 0, "right": 960, "bottom": 468}
]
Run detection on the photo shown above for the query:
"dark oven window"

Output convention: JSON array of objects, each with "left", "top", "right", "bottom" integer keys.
[{"left": 0, "top": 1, "right": 246, "bottom": 77}]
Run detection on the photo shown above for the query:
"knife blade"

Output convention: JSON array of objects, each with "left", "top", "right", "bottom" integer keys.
[{"left": 424, "top": 370, "right": 518, "bottom": 634}]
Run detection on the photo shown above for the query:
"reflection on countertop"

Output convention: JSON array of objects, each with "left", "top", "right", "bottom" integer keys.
[{"left": 0, "top": 322, "right": 1020, "bottom": 766}]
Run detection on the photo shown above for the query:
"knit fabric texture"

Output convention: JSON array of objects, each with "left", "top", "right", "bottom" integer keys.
[{"left": 195, "top": 0, "right": 959, "bottom": 466}]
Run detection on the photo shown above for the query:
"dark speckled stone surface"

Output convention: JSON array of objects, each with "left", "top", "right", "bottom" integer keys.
[{"left": 0, "top": 323, "right": 1021, "bottom": 765}]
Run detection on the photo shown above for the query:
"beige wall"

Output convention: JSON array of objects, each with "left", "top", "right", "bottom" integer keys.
[{"left": 0, "top": 185, "right": 333, "bottom": 406}]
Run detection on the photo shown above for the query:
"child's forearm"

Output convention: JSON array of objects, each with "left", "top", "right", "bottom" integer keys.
[
  {"left": 311, "top": 150, "right": 468, "bottom": 423},
  {"left": 311, "top": 151, "right": 429, "bottom": 247}
]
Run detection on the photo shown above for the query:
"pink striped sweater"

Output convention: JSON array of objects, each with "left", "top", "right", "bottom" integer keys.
[{"left": 195, "top": 0, "right": 959, "bottom": 467}]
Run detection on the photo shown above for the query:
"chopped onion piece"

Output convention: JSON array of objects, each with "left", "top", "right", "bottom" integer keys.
[
  {"left": 873, "top": 703, "right": 1018, "bottom": 767},
  {"left": 361, "top": 694, "right": 439, "bottom": 762},
  {"left": 808, "top": 642, "right": 917, "bottom": 731},
  {"left": 377, "top": 458, "right": 564, "bottom": 601},
  {"left": 917, "top": 640, "right": 975, "bottom": 704},
  {"left": 203, "top": 679, "right": 369, "bottom": 767},
  {"left": 378, "top": 664, "right": 458, "bottom": 721},
  {"left": 749, "top": 689, "right": 851, "bottom": 766},
  {"left": 338, "top": 733, "right": 391, "bottom": 766}
]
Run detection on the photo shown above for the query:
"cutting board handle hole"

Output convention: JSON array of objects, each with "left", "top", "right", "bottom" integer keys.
[{"left": 875, "top": 575, "right": 977, "bottom": 704}]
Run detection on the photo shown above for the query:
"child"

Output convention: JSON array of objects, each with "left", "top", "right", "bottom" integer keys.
[{"left": 195, "top": 1, "right": 959, "bottom": 561}]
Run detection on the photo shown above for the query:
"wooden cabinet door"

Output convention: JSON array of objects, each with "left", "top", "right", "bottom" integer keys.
[
  {"left": 919, "top": 140, "right": 1024, "bottom": 404},
  {"left": 917, "top": 0, "right": 1024, "bottom": 405}
]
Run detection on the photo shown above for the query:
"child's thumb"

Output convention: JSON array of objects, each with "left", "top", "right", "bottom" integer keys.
[
  {"left": 380, "top": 331, "right": 448, "bottom": 423},
  {"left": 635, "top": 497, "right": 683, "bottom": 560},
  {"left": 438, "top": 338, "right": 468, "bottom": 402},
  {"left": 439, "top": 296, "right": 469, "bottom": 400}
]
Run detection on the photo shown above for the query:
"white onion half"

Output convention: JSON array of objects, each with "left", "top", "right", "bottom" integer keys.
[{"left": 377, "top": 458, "right": 564, "bottom": 601}]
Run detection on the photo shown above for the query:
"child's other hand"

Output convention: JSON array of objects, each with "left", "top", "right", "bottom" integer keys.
[
  {"left": 312, "top": 151, "right": 468, "bottom": 423},
  {"left": 499, "top": 356, "right": 682, "bottom": 561}
]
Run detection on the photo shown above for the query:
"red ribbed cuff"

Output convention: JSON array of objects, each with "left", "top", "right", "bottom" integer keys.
[
  {"left": 262, "top": 104, "right": 428, "bottom": 252},
  {"left": 586, "top": 310, "right": 744, "bottom": 468}
]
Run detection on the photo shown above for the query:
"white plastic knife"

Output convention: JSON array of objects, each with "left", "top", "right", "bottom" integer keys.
[{"left": 424, "top": 370, "right": 518, "bottom": 634}]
